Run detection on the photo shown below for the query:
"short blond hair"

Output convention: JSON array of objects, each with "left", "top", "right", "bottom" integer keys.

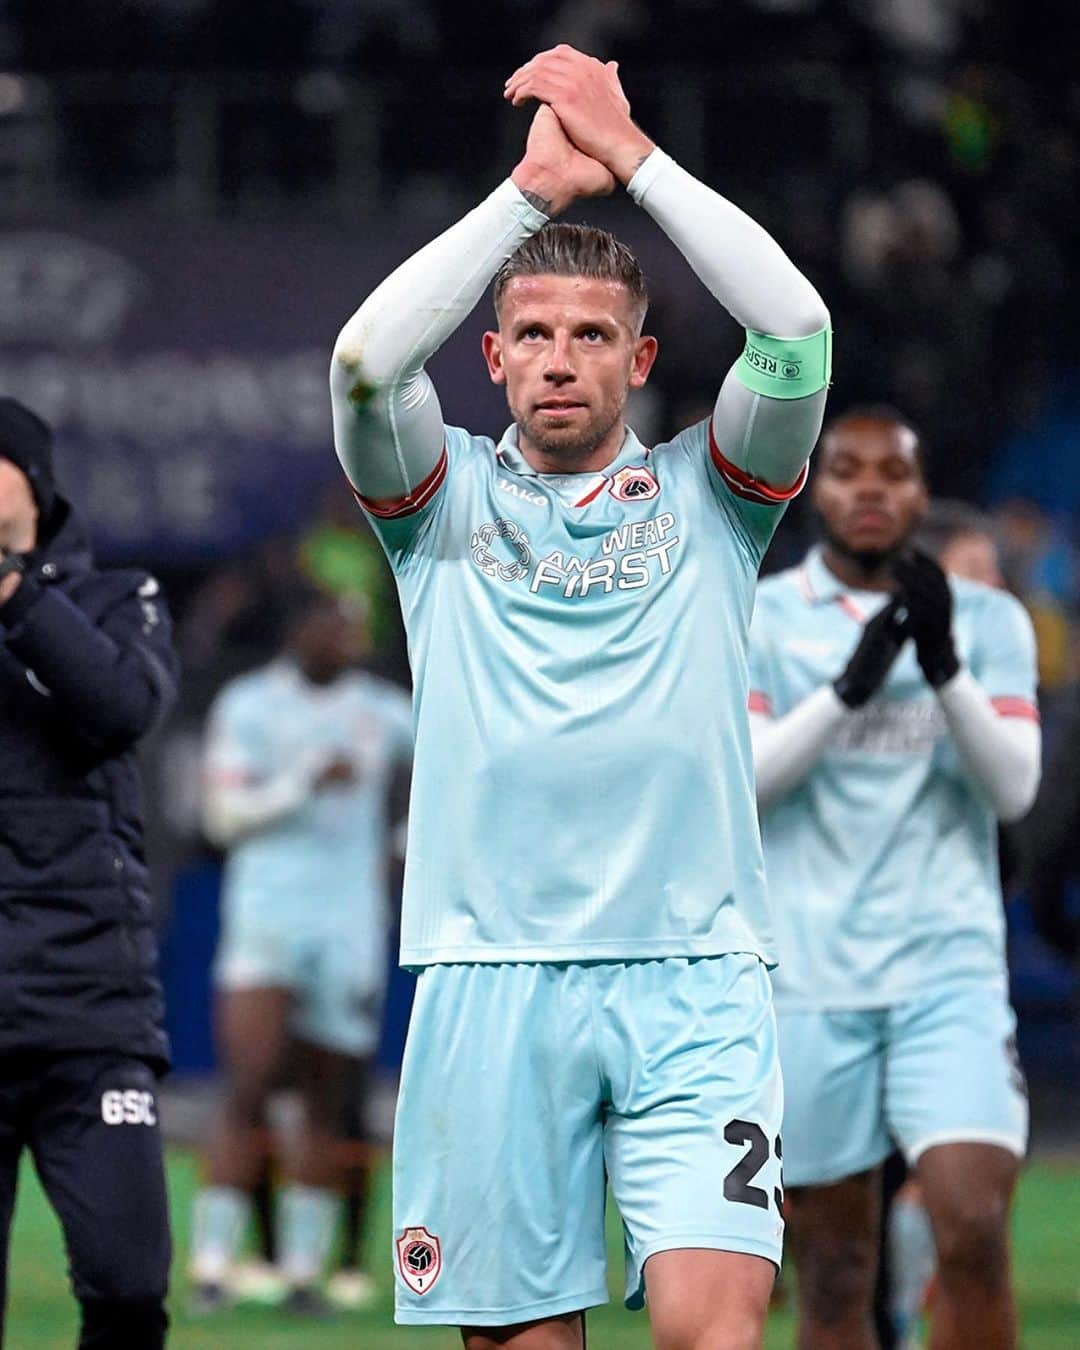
[{"left": 494, "top": 223, "right": 648, "bottom": 330}]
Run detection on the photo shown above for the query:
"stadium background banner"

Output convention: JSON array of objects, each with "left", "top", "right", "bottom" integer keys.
[{"left": 0, "top": 204, "right": 713, "bottom": 563}]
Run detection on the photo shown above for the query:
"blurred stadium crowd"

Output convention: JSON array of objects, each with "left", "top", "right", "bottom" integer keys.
[{"left": 0, "top": 0, "right": 1077, "bottom": 1132}]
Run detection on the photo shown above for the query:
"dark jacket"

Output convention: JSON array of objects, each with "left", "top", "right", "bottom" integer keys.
[{"left": 0, "top": 499, "right": 178, "bottom": 1072}]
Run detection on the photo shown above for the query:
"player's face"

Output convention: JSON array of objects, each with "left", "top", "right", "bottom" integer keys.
[
  {"left": 294, "top": 602, "right": 368, "bottom": 680},
  {"left": 0, "top": 459, "right": 38, "bottom": 553},
  {"left": 940, "top": 531, "right": 1003, "bottom": 588},
  {"left": 483, "top": 275, "right": 657, "bottom": 470},
  {"left": 812, "top": 419, "right": 928, "bottom": 562}
]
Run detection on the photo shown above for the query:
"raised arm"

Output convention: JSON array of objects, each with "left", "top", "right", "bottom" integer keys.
[
  {"left": 505, "top": 46, "right": 831, "bottom": 493},
  {"left": 330, "top": 106, "right": 615, "bottom": 509}
]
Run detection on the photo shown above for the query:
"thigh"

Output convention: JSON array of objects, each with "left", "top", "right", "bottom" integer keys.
[
  {"left": 214, "top": 984, "right": 294, "bottom": 1093},
  {"left": 775, "top": 1005, "right": 890, "bottom": 1187},
  {"left": 915, "top": 1140, "right": 1019, "bottom": 1250},
  {"left": 30, "top": 1055, "right": 170, "bottom": 1302},
  {"left": 602, "top": 955, "right": 784, "bottom": 1313},
  {"left": 784, "top": 1168, "right": 882, "bottom": 1314},
  {"left": 393, "top": 964, "right": 607, "bottom": 1329},
  {"left": 645, "top": 1249, "right": 775, "bottom": 1350},
  {"left": 885, "top": 981, "right": 1029, "bottom": 1167}
]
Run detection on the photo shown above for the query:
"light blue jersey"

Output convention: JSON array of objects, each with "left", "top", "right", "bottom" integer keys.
[
  {"left": 206, "top": 661, "right": 412, "bottom": 937},
  {"left": 361, "top": 419, "right": 796, "bottom": 967},
  {"left": 750, "top": 547, "right": 1039, "bottom": 1010}
]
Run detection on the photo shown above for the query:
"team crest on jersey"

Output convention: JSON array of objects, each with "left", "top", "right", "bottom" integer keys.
[
  {"left": 610, "top": 465, "right": 659, "bottom": 501},
  {"left": 396, "top": 1226, "right": 442, "bottom": 1295}
]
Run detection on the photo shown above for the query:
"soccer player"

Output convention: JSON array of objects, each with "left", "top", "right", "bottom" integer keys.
[
  {"left": 749, "top": 408, "right": 1040, "bottom": 1350},
  {"left": 330, "top": 45, "right": 830, "bottom": 1350},
  {"left": 189, "top": 585, "right": 411, "bottom": 1312},
  {"left": 884, "top": 497, "right": 1007, "bottom": 1349},
  {"left": 0, "top": 398, "right": 177, "bottom": 1350}
]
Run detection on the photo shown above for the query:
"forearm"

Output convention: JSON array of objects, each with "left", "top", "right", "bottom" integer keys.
[
  {"left": 937, "top": 670, "right": 1041, "bottom": 822},
  {"left": 751, "top": 687, "right": 851, "bottom": 808},
  {"left": 201, "top": 769, "right": 311, "bottom": 847},
  {"left": 330, "top": 181, "right": 548, "bottom": 500},
  {"left": 628, "top": 149, "right": 828, "bottom": 340}
]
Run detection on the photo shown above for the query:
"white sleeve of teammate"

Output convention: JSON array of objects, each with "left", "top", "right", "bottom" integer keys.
[
  {"left": 937, "top": 670, "right": 1042, "bottom": 823},
  {"left": 201, "top": 766, "right": 312, "bottom": 848},
  {"left": 627, "top": 149, "right": 829, "bottom": 490},
  {"left": 330, "top": 182, "right": 549, "bottom": 503},
  {"left": 750, "top": 687, "right": 852, "bottom": 808}
]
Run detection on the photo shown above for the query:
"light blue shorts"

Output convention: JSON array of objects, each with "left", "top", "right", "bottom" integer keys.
[
  {"left": 776, "top": 980, "right": 1028, "bottom": 1188},
  {"left": 214, "top": 921, "right": 386, "bottom": 1058},
  {"left": 392, "top": 954, "right": 784, "bottom": 1327}
]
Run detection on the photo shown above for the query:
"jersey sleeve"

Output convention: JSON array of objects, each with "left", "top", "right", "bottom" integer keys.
[
  {"left": 350, "top": 431, "right": 451, "bottom": 561},
  {"left": 968, "top": 589, "right": 1040, "bottom": 720},
  {"left": 706, "top": 413, "right": 806, "bottom": 563},
  {"left": 676, "top": 417, "right": 797, "bottom": 564},
  {"left": 352, "top": 425, "right": 475, "bottom": 565},
  {"left": 203, "top": 685, "right": 271, "bottom": 790}
]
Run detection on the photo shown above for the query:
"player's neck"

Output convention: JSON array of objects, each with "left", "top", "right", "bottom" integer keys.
[
  {"left": 820, "top": 544, "right": 896, "bottom": 593},
  {"left": 517, "top": 420, "right": 626, "bottom": 476}
]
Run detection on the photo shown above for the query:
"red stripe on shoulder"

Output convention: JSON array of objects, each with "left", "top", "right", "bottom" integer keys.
[
  {"left": 708, "top": 423, "right": 807, "bottom": 504},
  {"left": 990, "top": 696, "right": 1040, "bottom": 723},
  {"left": 351, "top": 446, "right": 448, "bottom": 520},
  {"left": 748, "top": 691, "right": 773, "bottom": 715}
]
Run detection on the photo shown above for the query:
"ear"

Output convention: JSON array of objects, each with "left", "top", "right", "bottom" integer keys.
[
  {"left": 482, "top": 330, "right": 506, "bottom": 386},
  {"left": 628, "top": 335, "right": 659, "bottom": 390}
]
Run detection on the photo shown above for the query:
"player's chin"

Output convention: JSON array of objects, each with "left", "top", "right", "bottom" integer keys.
[
  {"left": 524, "top": 419, "right": 598, "bottom": 459},
  {"left": 840, "top": 523, "right": 904, "bottom": 557}
]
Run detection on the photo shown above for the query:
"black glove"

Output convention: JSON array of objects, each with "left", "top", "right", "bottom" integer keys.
[
  {"left": 833, "top": 597, "right": 911, "bottom": 709},
  {"left": 892, "top": 549, "right": 960, "bottom": 688}
]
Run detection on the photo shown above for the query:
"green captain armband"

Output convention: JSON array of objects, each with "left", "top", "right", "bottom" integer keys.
[{"left": 735, "top": 326, "right": 832, "bottom": 400}]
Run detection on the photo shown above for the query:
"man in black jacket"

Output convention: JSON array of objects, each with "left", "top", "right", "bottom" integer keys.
[{"left": 0, "top": 398, "right": 179, "bottom": 1349}]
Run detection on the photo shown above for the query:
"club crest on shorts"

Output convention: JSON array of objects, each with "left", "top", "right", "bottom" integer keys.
[
  {"left": 396, "top": 1226, "right": 442, "bottom": 1295},
  {"left": 610, "top": 465, "right": 659, "bottom": 501}
]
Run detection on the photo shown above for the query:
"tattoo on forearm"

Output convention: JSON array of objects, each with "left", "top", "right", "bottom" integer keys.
[
  {"left": 520, "top": 190, "right": 553, "bottom": 216},
  {"left": 630, "top": 151, "right": 652, "bottom": 177}
]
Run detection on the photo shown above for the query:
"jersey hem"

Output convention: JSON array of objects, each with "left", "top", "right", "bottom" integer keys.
[
  {"left": 395, "top": 1286, "right": 609, "bottom": 1325},
  {"left": 400, "top": 941, "right": 776, "bottom": 968},
  {"left": 771, "top": 966, "right": 1009, "bottom": 1013}
]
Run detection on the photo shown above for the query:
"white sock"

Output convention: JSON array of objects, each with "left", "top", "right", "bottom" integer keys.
[
  {"left": 278, "top": 1185, "right": 339, "bottom": 1287},
  {"left": 190, "top": 1186, "right": 252, "bottom": 1284}
]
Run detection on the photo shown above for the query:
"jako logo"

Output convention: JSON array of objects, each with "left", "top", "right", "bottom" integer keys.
[
  {"left": 101, "top": 1089, "right": 157, "bottom": 1126},
  {"left": 497, "top": 478, "right": 545, "bottom": 506}
]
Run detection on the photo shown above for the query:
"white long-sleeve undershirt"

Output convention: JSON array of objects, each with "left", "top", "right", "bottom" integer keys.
[
  {"left": 752, "top": 670, "right": 1041, "bottom": 822},
  {"left": 201, "top": 763, "right": 313, "bottom": 848},
  {"left": 330, "top": 147, "right": 830, "bottom": 502}
]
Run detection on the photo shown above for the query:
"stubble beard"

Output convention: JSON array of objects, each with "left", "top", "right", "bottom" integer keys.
[
  {"left": 513, "top": 399, "right": 623, "bottom": 470},
  {"left": 819, "top": 514, "right": 908, "bottom": 577}
]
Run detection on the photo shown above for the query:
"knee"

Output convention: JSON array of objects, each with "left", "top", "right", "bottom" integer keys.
[
  {"left": 933, "top": 1196, "right": 1011, "bottom": 1287},
  {"left": 222, "top": 1073, "right": 272, "bottom": 1127},
  {"left": 78, "top": 1297, "right": 168, "bottom": 1350},
  {"left": 796, "top": 1239, "right": 877, "bottom": 1326}
]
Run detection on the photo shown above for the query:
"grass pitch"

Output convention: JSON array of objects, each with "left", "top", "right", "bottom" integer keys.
[{"left": 5, "top": 1151, "right": 1079, "bottom": 1348}]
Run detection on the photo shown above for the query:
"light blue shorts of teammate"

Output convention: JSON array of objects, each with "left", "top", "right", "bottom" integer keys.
[
  {"left": 392, "top": 953, "right": 785, "bottom": 1326},
  {"left": 215, "top": 922, "right": 385, "bottom": 1059},
  {"left": 776, "top": 979, "right": 1028, "bottom": 1189}
]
